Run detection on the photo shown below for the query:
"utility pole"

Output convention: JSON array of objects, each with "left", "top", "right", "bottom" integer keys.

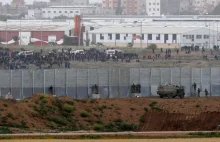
[{"left": 141, "top": 21, "right": 143, "bottom": 48}]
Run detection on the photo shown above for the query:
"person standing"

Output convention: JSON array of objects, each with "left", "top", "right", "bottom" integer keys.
[
  {"left": 205, "top": 89, "right": 208, "bottom": 98},
  {"left": 197, "top": 88, "right": 201, "bottom": 97},
  {"left": 192, "top": 83, "right": 197, "bottom": 93}
]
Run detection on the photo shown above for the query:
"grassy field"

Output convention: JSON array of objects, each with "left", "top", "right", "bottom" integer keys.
[{"left": 1, "top": 139, "right": 220, "bottom": 142}]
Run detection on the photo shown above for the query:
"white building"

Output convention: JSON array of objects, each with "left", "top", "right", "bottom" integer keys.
[
  {"left": 146, "top": 0, "right": 161, "bottom": 16},
  {"left": 84, "top": 26, "right": 219, "bottom": 48},
  {"left": 49, "top": 0, "right": 89, "bottom": 6}
]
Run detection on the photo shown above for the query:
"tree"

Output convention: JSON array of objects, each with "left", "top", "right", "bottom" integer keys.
[{"left": 147, "top": 44, "right": 157, "bottom": 50}]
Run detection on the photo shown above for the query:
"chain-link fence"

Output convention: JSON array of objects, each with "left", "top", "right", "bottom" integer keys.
[{"left": 0, "top": 68, "right": 218, "bottom": 99}]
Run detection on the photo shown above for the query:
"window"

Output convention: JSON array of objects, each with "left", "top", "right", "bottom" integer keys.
[
  {"left": 100, "top": 34, "right": 104, "bottom": 40},
  {"left": 43, "top": 11, "right": 45, "bottom": 13},
  {"left": 59, "top": 11, "right": 62, "bottom": 13},
  {"left": 65, "top": 11, "right": 67, "bottom": 13},
  {"left": 204, "top": 35, "right": 209, "bottom": 39},
  {"left": 156, "top": 34, "right": 160, "bottom": 40},
  {"left": 70, "top": 11, "right": 73, "bottom": 13},
  {"left": 48, "top": 11, "right": 51, "bottom": 13},
  {"left": 142, "top": 34, "right": 144, "bottom": 40},
  {"left": 148, "top": 34, "right": 152, "bottom": 40},
  {"left": 76, "top": 11, "right": 79, "bottom": 13},
  {"left": 108, "top": 34, "right": 112, "bottom": 40},
  {"left": 196, "top": 35, "right": 202, "bottom": 39},
  {"left": 54, "top": 11, "right": 56, "bottom": 13},
  {"left": 116, "top": 34, "right": 120, "bottom": 40}
]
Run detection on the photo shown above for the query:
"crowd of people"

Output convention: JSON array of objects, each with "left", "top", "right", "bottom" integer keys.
[{"left": 0, "top": 48, "right": 139, "bottom": 70}]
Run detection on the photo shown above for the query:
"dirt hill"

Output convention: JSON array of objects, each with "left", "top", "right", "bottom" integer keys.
[{"left": 0, "top": 94, "right": 220, "bottom": 133}]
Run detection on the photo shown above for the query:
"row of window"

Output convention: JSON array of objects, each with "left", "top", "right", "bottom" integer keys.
[
  {"left": 148, "top": 8, "right": 160, "bottom": 11},
  {"left": 183, "top": 35, "right": 210, "bottom": 39},
  {"left": 100, "top": 34, "right": 176, "bottom": 40},
  {"left": 149, "top": 2, "right": 160, "bottom": 5},
  {"left": 42, "top": 11, "right": 79, "bottom": 14}
]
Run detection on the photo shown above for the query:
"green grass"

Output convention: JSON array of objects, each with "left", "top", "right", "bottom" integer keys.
[{"left": 80, "top": 110, "right": 89, "bottom": 118}]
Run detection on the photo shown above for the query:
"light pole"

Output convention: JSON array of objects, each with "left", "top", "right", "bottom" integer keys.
[{"left": 6, "top": 20, "right": 8, "bottom": 48}]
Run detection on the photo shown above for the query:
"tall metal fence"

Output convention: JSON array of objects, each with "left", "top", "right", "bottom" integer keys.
[{"left": 0, "top": 68, "right": 219, "bottom": 100}]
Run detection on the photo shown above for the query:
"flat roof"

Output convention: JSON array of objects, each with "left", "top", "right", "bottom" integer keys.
[
  {"left": 49, "top": 6, "right": 97, "bottom": 8},
  {"left": 88, "top": 26, "right": 202, "bottom": 34},
  {"left": 0, "top": 24, "right": 73, "bottom": 31}
]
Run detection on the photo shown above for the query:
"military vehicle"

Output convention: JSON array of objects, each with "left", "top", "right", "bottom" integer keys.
[{"left": 157, "top": 84, "right": 185, "bottom": 99}]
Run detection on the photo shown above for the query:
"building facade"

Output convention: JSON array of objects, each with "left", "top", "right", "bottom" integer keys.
[
  {"left": 85, "top": 26, "right": 218, "bottom": 48},
  {"left": 102, "top": 0, "right": 120, "bottom": 9},
  {"left": 49, "top": 0, "right": 89, "bottom": 6},
  {"left": 11, "top": 0, "right": 25, "bottom": 7},
  {"left": 161, "top": 0, "right": 181, "bottom": 15},
  {"left": 146, "top": 0, "right": 161, "bottom": 16}
]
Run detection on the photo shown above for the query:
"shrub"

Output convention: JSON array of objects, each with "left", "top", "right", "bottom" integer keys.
[
  {"left": 130, "top": 107, "right": 135, "bottom": 111},
  {"left": 152, "top": 107, "right": 163, "bottom": 112},
  {"left": 3, "top": 103, "right": 8, "bottom": 107},
  {"left": 49, "top": 116, "right": 68, "bottom": 126},
  {"left": 139, "top": 115, "right": 145, "bottom": 123},
  {"left": 0, "top": 127, "right": 11, "bottom": 134},
  {"left": 105, "top": 123, "right": 116, "bottom": 132},
  {"left": 62, "top": 104, "right": 75, "bottom": 113},
  {"left": 118, "top": 123, "right": 138, "bottom": 131},
  {"left": 89, "top": 99, "right": 96, "bottom": 103},
  {"left": 147, "top": 44, "right": 157, "bottom": 50},
  {"left": 114, "top": 118, "right": 122, "bottom": 125},
  {"left": 93, "top": 123, "right": 104, "bottom": 131},
  {"left": 149, "top": 101, "right": 157, "bottom": 107},
  {"left": 144, "top": 107, "right": 148, "bottom": 112},
  {"left": 196, "top": 104, "right": 200, "bottom": 108},
  {"left": 80, "top": 110, "right": 89, "bottom": 117},
  {"left": 6, "top": 113, "right": 15, "bottom": 120},
  {"left": 39, "top": 94, "right": 46, "bottom": 100},
  {"left": 20, "top": 120, "right": 28, "bottom": 128},
  {"left": 66, "top": 101, "right": 74, "bottom": 106},
  {"left": 98, "top": 105, "right": 107, "bottom": 112}
]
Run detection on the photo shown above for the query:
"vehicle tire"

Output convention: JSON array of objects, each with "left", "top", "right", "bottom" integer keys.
[
  {"left": 159, "top": 95, "right": 164, "bottom": 98},
  {"left": 168, "top": 94, "right": 171, "bottom": 99},
  {"left": 180, "top": 93, "right": 184, "bottom": 99}
]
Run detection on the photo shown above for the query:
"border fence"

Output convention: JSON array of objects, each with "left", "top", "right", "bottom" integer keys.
[{"left": 0, "top": 68, "right": 219, "bottom": 100}]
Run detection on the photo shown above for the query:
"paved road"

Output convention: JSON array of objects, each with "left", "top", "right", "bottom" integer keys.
[{"left": 0, "top": 131, "right": 215, "bottom": 137}]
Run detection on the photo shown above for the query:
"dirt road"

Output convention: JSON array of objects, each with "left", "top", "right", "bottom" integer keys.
[{"left": 1, "top": 139, "right": 220, "bottom": 142}]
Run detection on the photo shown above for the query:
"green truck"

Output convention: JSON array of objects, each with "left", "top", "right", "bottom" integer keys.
[{"left": 157, "top": 84, "right": 185, "bottom": 99}]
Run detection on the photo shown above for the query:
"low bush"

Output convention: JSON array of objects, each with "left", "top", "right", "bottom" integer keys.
[
  {"left": 118, "top": 123, "right": 138, "bottom": 131},
  {"left": 66, "top": 101, "right": 74, "bottom": 106},
  {"left": 80, "top": 110, "right": 89, "bottom": 118},
  {"left": 149, "top": 101, "right": 157, "bottom": 107},
  {"left": 0, "top": 127, "right": 11, "bottom": 134},
  {"left": 189, "top": 132, "right": 220, "bottom": 138},
  {"left": 144, "top": 107, "right": 148, "bottom": 112},
  {"left": 152, "top": 107, "right": 163, "bottom": 112},
  {"left": 62, "top": 104, "right": 75, "bottom": 113},
  {"left": 93, "top": 123, "right": 104, "bottom": 131},
  {"left": 49, "top": 116, "right": 68, "bottom": 126},
  {"left": 130, "top": 107, "right": 135, "bottom": 111},
  {"left": 3, "top": 103, "right": 8, "bottom": 107},
  {"left": 139, "top": 115, "right": 145, "bottom": 123}
]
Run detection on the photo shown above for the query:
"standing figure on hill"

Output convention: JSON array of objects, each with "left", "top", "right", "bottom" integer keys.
[
  {"left": 49, "top": 86, "right": 54, "bottom": 95},
  {"left": 192, "top": 82, "right": 197, "bottom": 93},
  {"left": 204, "top": 89, "right": 209, "bottom": 98},
  {"left": 197, "top": 88, "right": 201, "bottom": 97}
]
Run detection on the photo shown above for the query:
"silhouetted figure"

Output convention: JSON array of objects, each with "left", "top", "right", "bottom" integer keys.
[{"left": 49, "top": 86, "right": 53, "bottom": 95}]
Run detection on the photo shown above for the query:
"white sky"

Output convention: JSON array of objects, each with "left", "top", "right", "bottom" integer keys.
[{"left": 0, "top": 0, "right": 101, "bottom": 5}]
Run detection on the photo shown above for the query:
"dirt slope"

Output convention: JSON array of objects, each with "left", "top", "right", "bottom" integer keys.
[{"left": 0, "top": 94, "right": 220, "bottom": 133}]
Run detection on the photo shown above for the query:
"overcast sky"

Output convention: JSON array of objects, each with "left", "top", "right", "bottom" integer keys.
[{"left": 0, "top": 0, "right": 101, "bottom": 5}]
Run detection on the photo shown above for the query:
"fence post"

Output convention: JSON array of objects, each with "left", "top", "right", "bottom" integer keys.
[
  {"left": 210, "top": 68, "right": 212, "bottom": 96},
  {"left": 43, "top": 70, "right": 45, "bottom": 94},
  {"left": 160, "top": 68, "right": 162, "bottom": 85},
  {"left": 180, "top": 68, "right": 182, "bottom": 86},
  {"left": 170, "top": 68, "right": 172, "bottom": 84},
  {"left": 191, "top": 68, "right": 193, "bottom": 96},
  {"left": 32, "top": 70, "right": 34, "bottom": 95},
  {"left": 200, "top": 68, "right": 202, "bottom": 90},
  {"left": 118, "top": 68, "right": 120, "bottom": 98},
  {"left": 10, "top": 70, "right": 12, "bottom": 97},
  {"left": 150, "top": 68, "right": 152, "bottom": 96},
  {"left": 65, "top": 69, "right": 67, "bottom": 96},
  {"left": 21, "top": 70, "right": 23, "bottom": 99},
  {"left": 108, "top": 68, "right": 110, "bottom": 98},
  {"left": 76, "top": 69, "right": 78, "bottom": 99},
  {"left": 97, "top": 68, "right": 100, "bottom": 98},
  {"left": 87, "top": 68, "right": 89, "bottom": 97},
  {"left": 54, "top": 69, "right": 56, "bottom": 95}
]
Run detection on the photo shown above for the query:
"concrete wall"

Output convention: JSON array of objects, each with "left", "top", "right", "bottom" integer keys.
[{"left": 0, "top": 68, "right": 218, "bottom": 100}]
